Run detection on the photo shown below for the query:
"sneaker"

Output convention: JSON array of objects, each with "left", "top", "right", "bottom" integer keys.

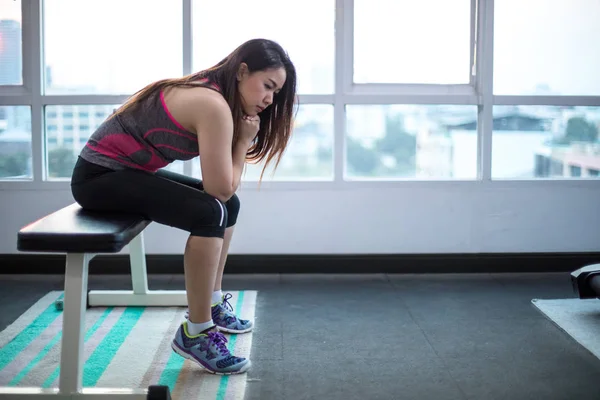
[
  {"left": 212, "top": 293, "right": 253, "bottom": 334},
  {"left": 185, "top": 293, "right": 253, "bottom": 334},
  {"left": 171, "top": 322, "right": 251, "bottom": 375}
]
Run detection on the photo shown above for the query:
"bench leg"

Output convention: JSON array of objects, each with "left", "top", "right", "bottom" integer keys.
[
  {"left": 128, "top": 231, "right": 148, "bottom": 295},
  {"left": 87, "top": 232, "right": 187, "bottom": 307},
  {"left": 60, "top": 253, "right": 93, "bottom": 394}
]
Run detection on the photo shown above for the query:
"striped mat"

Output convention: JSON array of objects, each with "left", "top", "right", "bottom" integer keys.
[{"left": 0, "top": 290, "right": 256, "bottom": 399}]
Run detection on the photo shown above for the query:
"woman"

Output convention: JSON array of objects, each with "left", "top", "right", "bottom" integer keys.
[{"left": 70, "top": 38, "right": 297, "bottom": 375}]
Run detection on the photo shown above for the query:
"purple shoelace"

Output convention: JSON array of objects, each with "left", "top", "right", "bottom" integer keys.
[
  {"left": 206, "top": 331, "right": 230, "bottom": 356},
  {"left": 221, "top": 293, "right": 234, "bottom": 312}
]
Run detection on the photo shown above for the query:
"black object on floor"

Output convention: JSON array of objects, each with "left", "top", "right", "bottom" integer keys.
[
  {"left": 571, "top": 264, "right": 600, "bottom": 299},
  {"left": 147, "top": 385, "right": 171, "bottom": 400}
]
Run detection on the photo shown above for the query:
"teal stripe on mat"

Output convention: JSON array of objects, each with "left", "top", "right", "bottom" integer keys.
[
  {"left": 83, "top": 307, "right": 145, "bottom": 386},
  {"left": 11, "top": 307, "right": 113, "bottom": 386},
  {"left": 216, "top": 291, "right": 245, "bottom": 400},
  {"left": 158, "top": 347, "right": 186, "bottom": 392},
  {"left": 40, "top": 307, "right": 114, "bottom": 388},
  {"left": 0, "top": 293, "right": 63, "bottom": 372}
]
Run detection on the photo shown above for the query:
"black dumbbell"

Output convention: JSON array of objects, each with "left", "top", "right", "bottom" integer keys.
[{"left": 147, "top": 385, "right": 171, "bottom": 400}]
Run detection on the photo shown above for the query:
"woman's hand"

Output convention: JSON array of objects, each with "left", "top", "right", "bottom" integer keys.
[{"left": 240, "top": 114, "right": 260, "bottom": 144}]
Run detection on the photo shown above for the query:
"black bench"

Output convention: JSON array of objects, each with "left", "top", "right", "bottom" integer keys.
[
  {"left": 571, "top": 264, "right": 600, "bottom": 299},
  {"left": 1, "top": 203, "right": 174, "bottom": 399},
  {"left": 18, "top": 203, "right": 151, "bottom": 253}
]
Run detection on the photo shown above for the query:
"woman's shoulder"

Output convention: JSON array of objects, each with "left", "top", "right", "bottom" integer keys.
[
  {"left": 187, "top": 85, "right": 230, "bottom": 117},
  {"left": 164, "top": 83, "right": 231, "bottom": 132}
]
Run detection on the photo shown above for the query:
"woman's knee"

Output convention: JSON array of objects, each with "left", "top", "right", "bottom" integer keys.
[
  {"left": 225, "top": 193, "right": 240, "bottom": 227},
  {"left": 188, "top": 197, "right": 229, "bottom": 238}
]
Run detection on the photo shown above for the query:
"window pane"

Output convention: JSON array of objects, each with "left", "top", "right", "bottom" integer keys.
[
  {"left": 45, "top": 105, "right": 116, "bottom": 179},
  {"left": 43, "top": 0, "right": 182, "bottom": 94},
  {"left": 192, "top": 105, "right": 334, "bottom": 181},
  {"left": 354, "top": 0, "right": 471, "bottom": 84},
  {"left": 192, "top": 0, "right": 334, "bottom": 94},
  {"left": 0, "top": 0, "right": 23, "bottom": 85},
  {"left": 494, "top": 0, "right": 600, "bottom": 95},
  {"left": 346, "top": 105, "right": 477, "bottom": 179},
  {"left": 0, "top": 106, "right": 32, "bottom": 180},
  {"left": 45, "top": 105, "right": 185, "bottom": 179},
  {"left": 492, "top": 106, "right": 600, "bottom": 179},
  {"left": 245, "top": 105, "right": 333, "bottom": 181}
]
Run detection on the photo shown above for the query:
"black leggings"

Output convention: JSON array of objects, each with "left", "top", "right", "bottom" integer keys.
[{"left": 70, "top": 157, "right": 239, "bottom": 238}]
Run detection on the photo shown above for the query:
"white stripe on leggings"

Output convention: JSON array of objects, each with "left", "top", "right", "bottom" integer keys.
[{"left": 215, "top": 198, "right": 225, "bottom": 226}]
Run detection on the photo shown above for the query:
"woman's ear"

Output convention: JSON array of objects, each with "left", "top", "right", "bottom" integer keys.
[{"left": 237, "top": 63, "right": 249, "bottom": 82}]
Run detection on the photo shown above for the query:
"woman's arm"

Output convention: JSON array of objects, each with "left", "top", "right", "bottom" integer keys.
[
  {"left": 190, "top": 93, "right": 237, "bottom": 202},
  {"left": 231, "top": 137, "right": 253, "bottom": 193}
]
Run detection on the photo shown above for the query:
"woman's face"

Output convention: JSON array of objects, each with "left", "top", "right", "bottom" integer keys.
[{"left": 237, "top": 64, "right": 286, "bottom": 117}]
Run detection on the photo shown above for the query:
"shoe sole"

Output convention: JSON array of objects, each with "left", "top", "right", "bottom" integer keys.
[{"left": 171, "top": 341, "right": 251, "bottom": 375}]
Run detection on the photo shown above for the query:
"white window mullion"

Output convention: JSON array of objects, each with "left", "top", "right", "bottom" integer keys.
[
  {"left": 21, "top": 0, "right": 44, "bottom": 182},
  {"left": 299, "top": 95, "right": 335, "bottom": 104},
  {"left": 350, "top": 83, "right": 477, "bottom": 96},
  {"left": 494, "top": 95, "right": 600, "bottom": 107},
  {"left": 342, "top": 0, "right": 354, "bottom": 95},
  {"left": 469, "top": 0, "right": 478, "bottom": 87},
  {"left": 0, "top": 93, "right": 32, "bottom": 105},
  {"left": 476, "top": 0, "right": 494, "bottom": 182},
  {"left": 182, "top": 0, "right": 193, "bottom": 77},
  {"left": 335, "top": 0, "right": 351, "bottom": 184},
  {"left": 341, "top": 94, "right": 478, "bottom": 105},
  {"left": 40, "top": 95, "right": 130, "bottom": 106},
  {"left": 0, "top": 86, "right": 31, "bottom": 97}
]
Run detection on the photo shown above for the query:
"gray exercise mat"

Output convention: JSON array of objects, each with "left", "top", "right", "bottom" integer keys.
[{"left": 532, "top": 298, "right": 600, "bottom": 359}]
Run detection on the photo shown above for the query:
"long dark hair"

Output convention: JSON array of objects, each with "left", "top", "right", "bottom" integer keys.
[{"left": 112, "top": 38, "right": 298, "bottom": 181}]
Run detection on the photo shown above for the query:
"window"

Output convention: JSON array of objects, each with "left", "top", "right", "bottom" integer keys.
[
  {"left": 45, "top": 105, "right": 116, "bottom": 179},
  {"left": 45, "top": 105, "right": 185, "bottom": 179},
  {"left": 192, "top": 0, "right": 334, "bottom": 94},
  {"left": 243, "top": 105, "right": 334, "bottom": 181},
  {"left": 492, "top": 106, "right": 600, "bottom": 179},
  {"left": 1, "top": 1, "right": 598, "bottom": 186},
  {"left": 353, "top": 0, "right": 472, "bottom": 84},
  {"left": 0, "top": 0, "right": 23, "bottom": 85},
  {"left": 0, "top": 106, "right": 32, "bottom": 180},
  {"left": 494, "top": 0, "right": 600, "bottom": 96},
  {"left": 192, "top": 105, "right": 334, "bottom": 181},
  {"left": 43, "top": 0, "right": 182, "bottom": 94},
  {"left": 346, "top": 105, "right": 477, "bottom": 179}
]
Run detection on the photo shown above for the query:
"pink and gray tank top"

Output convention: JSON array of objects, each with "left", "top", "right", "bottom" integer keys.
[{"left": 79, "top": 79, "right": 221, "bottom": 173}]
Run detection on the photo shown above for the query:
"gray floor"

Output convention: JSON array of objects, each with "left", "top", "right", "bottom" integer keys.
[{"left": 1, "top": 272, "right": 600, "bottom": 400}]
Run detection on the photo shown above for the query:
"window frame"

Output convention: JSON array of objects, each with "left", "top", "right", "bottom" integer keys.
[{"left": 1, "top": 0, "right": 599, "bottom": 191}]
